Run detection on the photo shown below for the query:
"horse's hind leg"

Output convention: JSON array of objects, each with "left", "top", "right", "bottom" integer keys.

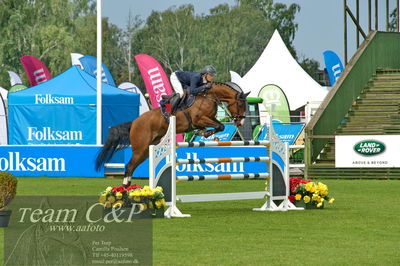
[{"left": 123, "top": 145, "right": 150, "bottom": 187}]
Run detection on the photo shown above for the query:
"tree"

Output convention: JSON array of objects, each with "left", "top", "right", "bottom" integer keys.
[
  {"left": 235, "top": 0, "right": 301, "bottom": 58},
  {"left": 389, "top": 7, "right": 398, "bottom": 31},
  {"left": 132, "top": 4, "right": 274, "bottom": 83},
  {"left": 0, "top": 0, "right": 124, "bottom": 87}
]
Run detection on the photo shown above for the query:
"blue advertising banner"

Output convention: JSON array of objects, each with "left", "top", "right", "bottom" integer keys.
[
  {"left": 79, "top": 56, "right": 116, "bottom": 87},
  {"left": 257, "top": 123, "right": 304, "bottom": 145},
  {"left": 130, "top": 146, "right": 269, "bottom": 178},
  {"left": 192, "top": 124, "right": 237, "bottom": 142},
  {"left": 323, "top": 50, "right": 344, "bottom": 86},
  {"left": 0, "top": 146, "right": 103, "bottom": 177},
  {"left": 8, "top": 66, "right": 139, "bottom": 145}
]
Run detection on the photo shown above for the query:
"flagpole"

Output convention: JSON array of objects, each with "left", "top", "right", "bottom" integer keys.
[{"left": 96, "top": 0, "right": 102, "bottom": 145}]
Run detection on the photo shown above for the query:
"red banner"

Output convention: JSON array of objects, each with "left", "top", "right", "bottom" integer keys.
[
  {"left": 134, "top": 54, "right": 173, "bottom": 108},
  {"left": 134, "top": 54, "right": 183, "bottom": 141},
  {"left": 20, "top": 56, "right": 52, "bottom": 86}
]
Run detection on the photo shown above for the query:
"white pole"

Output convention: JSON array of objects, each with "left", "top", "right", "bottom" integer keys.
[{"left": 96, "top": 0, "right": 102, "bottom": 145}]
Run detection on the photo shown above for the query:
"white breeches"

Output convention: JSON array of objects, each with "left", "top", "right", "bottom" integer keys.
[{"left": 170, "top": 72, "right": 184, "bottom": 97}]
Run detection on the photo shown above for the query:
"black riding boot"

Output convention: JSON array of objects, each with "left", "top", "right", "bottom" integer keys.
[{"left": 169, "top": 93, "right": 181, "bottom": 114}]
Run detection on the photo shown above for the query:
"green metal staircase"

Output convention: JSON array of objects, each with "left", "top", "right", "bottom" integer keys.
[
  {"left": 309, "top": 69, "right": 400, "bottom": 179},
  {"left": 305, "top": 31, "right": 400, "bottom": 179}
]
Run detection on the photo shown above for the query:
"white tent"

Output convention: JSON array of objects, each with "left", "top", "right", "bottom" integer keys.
[{"left": 235, "top": 30, "right": 328, "bottom": 112}]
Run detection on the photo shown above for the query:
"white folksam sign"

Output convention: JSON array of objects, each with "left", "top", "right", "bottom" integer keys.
[{"left": 335, "top": 135, "right": 400, "bottom": 167}]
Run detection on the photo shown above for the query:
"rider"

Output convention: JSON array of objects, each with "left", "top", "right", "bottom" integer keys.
[{"left": 162, "top": 65, "right": 217, "bottom": 116}]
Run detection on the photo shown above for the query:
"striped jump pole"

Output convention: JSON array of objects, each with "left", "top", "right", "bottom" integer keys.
[
  {"left": 177, "top": 140, "right": 270, "bottom": 147},
  {"left": 177, "top": 173, "right": 269, "bottom": 181},
  {"left": 176, "top": 156, "right": 270, "bottom": 165}
]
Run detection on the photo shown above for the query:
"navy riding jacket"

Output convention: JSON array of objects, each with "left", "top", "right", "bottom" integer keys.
[{"left": 175, "top": 71, "right": 207, "bottom": 95}]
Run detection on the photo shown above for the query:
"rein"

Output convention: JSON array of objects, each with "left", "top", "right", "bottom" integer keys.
[{"left": 204, "top": 83, "right": 246, "bottom": 121}]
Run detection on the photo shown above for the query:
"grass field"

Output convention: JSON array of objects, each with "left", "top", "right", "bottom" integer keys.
[{"left": 1, "top": 177, "right": 400, "bottom": 265}]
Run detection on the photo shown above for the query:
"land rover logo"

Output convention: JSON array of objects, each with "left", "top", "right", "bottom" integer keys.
[{"left": 354, "top": 140, "right": 385, "bottom": 156}]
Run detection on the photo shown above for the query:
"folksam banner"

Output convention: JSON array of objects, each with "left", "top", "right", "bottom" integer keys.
[
  {"left": 79, "top": 56, "right": 116, "bottom": 87},
  {"left": 134, "top": 54, "right": 183, "bottom": 141},
  {"left": 258, "top": 84, "right": 290, "bottom": 123},
  {"left": 7, "top": 71, "right": 23, "bottom": 86},
  {"left": 0, "top": 94, "right": 7, "bottom": 145},
  {"left": 0, "top": 146, "right": 103, "bottom": 177},
  {"left": 20, "top": 56, "right": 52, "bottom": 86},
  {"left": 129, "top": 146, "right": 268, "bottom": 178},
  {"left": 257, "top": 123, "right": 304, "bottom": 145},
  {"left": 118, "top": 82, "right": 150, "bottom": 116},
  {"left": 323, "top": 50, "right": 344, "bottom": 86},
  {"left": 70, "top": 53, "right": 84, "bottom": 68},
  {"left": 193, "top": 124, "right": 237, "bottom": 142},
  {"left": 134, "top": 54, "right": 174, "bottom": 108}
]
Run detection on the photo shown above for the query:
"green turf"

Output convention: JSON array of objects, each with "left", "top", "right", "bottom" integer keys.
[{"left": 1, "top": 177, "right": 400, "bottom": 265}]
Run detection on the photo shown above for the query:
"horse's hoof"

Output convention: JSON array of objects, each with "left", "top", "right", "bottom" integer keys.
[{"left": 123, "top": 181, "right": 131, "bottom": 188}]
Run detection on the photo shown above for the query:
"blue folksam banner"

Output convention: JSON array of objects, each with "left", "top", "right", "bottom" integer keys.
[
  {"left": 0, "top": 146, "right": 104, "bottom": 177},
  {"left": 323, "top": 50, "right": 344, "bottom": 86},
  {"left": 257, "top": 123, "right": 304, "bottom": 145},
  {"left": 129, "top": 147, "right": 269, "bottom": 178},
  {"left": 79, "top": 56, "right": 116, "bottom": 87},
  {"left": 8, "top": 66, "right": 139, "bottom": 145},
  {"left": 192, "top": 124, "right": 237, "bottom": 142}
]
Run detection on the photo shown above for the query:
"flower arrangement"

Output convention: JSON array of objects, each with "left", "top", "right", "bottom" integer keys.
[
  {"left": 288, "top": 178, "right": 335, "bottom": 208},
  {"left": 99, "top": 185, "right": 167, "bottom": 211}
]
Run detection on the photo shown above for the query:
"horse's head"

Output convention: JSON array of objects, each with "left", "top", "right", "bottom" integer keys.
[
  {"left": 226, "top": 91, "right": 250, "bottom": 127},
  {"left": 208, "top": 82, "right": 250, "bottom": 127}
]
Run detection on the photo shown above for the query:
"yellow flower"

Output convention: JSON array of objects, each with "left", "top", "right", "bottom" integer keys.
[
  {"left": 303, "top": 196, "right": 311, "bottom": 203},
  {"left": 106, "top": 186, "right": 113, "bottom": 192},
  {"left": 108, "top": 196, "right": 116, "bottom": 203},
  {"left": 99, "top": 195, "right": 106, "bottom": 204},
  {"left": 265, "top": 186, "right": 269, "bottom": 191},
  {"left": 317, "top": 202, "right": 323, "bottom": 208},
  {"left": 116, "top": 192, "right": 123, "bottom": 199},
  {"left": 295, "top": 194, "right": 302, "bottom": 201},
  {"left": 160, "top": 198, "right": 166, "bottom": 206},
  {"left": 309, "top": 184, "right": 317, "bottom": 193},
  {"left": 113, "top": 200, "right": 124, "bottom": 208},
  {"left": 155, "top": 186, "right": 163, "bottom": 192},
  {"left": 128, "top": 192, "right": 135, "bottom": 199},
  {"left": 155, "top": 200, "right": 162, "bottom": 209},
  {"left": 312, "top": 193, "right": 319, "bottom": 201},
  {"left": 132, "top": 190, "right": 141, "bottom": 197},
  {"left": 329, "top": 198, "right": 335, "bottom": 204},
  {"left": 143, "top": 185, "right": 150, "bottom": 190},
  {"left": 133, "top": 196, "right": 141, "bottom": 202},
  {"left": 138, "top": 203, "right": 147, "bottom": 211},
  {"left": 305, "top": 182, "right": 313, "bottom": 192},
  {"left": 317, "top": 197, "right": 324, "bottom": 203},
  {"left": 147, "top": 190, "right": 155, "bottom": 197},
  {"left": 104, "top": 201, "right": 112, "bottom": 208}
]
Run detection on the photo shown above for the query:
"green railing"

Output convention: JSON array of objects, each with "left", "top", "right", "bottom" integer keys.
[{"left": 305, "top": 31, "right": 400, "bottom": 171}]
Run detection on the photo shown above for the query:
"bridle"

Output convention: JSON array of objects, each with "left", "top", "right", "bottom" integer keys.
[
  {"left": 226, "top": 96, "right": 246, "bottom": 121},
  {"left": 201, "top": 83, "right": 247, "bottom": 122}
]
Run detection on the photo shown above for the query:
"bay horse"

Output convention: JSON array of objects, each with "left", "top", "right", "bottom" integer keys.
[{"left": 96, "top": 82, "right": 249, "bottom": 186}]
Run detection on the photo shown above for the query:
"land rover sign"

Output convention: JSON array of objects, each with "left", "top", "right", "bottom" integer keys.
[
  {"left": 336, "top": 135, "right": 399, "bottom": 167},
  {"left": 353, "top": 140, "right": 385, "bottom": 156}
]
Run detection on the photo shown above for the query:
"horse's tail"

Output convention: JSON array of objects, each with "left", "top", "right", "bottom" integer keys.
[{"left": 95, "top": 121, "right": 132, "bottom": 170}]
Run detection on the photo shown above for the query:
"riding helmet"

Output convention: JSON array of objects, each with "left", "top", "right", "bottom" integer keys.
[{"left": 201, "top": 65, "right": 217, "bottom": 76}]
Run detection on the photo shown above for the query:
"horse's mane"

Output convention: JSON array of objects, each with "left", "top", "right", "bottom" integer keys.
[{"left": 212, "top": 82, "right": 243, "bottom": 94}]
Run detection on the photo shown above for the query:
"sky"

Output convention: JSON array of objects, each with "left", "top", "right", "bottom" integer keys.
[{"left": 102, "top": 0, "right": 398, "bottom": 67}]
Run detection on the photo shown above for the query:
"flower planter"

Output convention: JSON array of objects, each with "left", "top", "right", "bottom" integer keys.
[
  {"left": 0, "top": 210, "right": 12, "bottom": 227},
  {"left": 103, "top": 206, "right": 165, "bottom": 219},
  {"left": 295, "top": 201, "right": 324, "bottom": 210}
]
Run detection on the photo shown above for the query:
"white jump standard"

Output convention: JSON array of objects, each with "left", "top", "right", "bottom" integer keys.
[{"left": 149, "top": 116, "right": 303, "bottom": 218}]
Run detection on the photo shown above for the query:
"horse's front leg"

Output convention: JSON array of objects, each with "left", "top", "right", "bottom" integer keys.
[{"left": 195, "top": 117, "right": 225, "bottom": 138}]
